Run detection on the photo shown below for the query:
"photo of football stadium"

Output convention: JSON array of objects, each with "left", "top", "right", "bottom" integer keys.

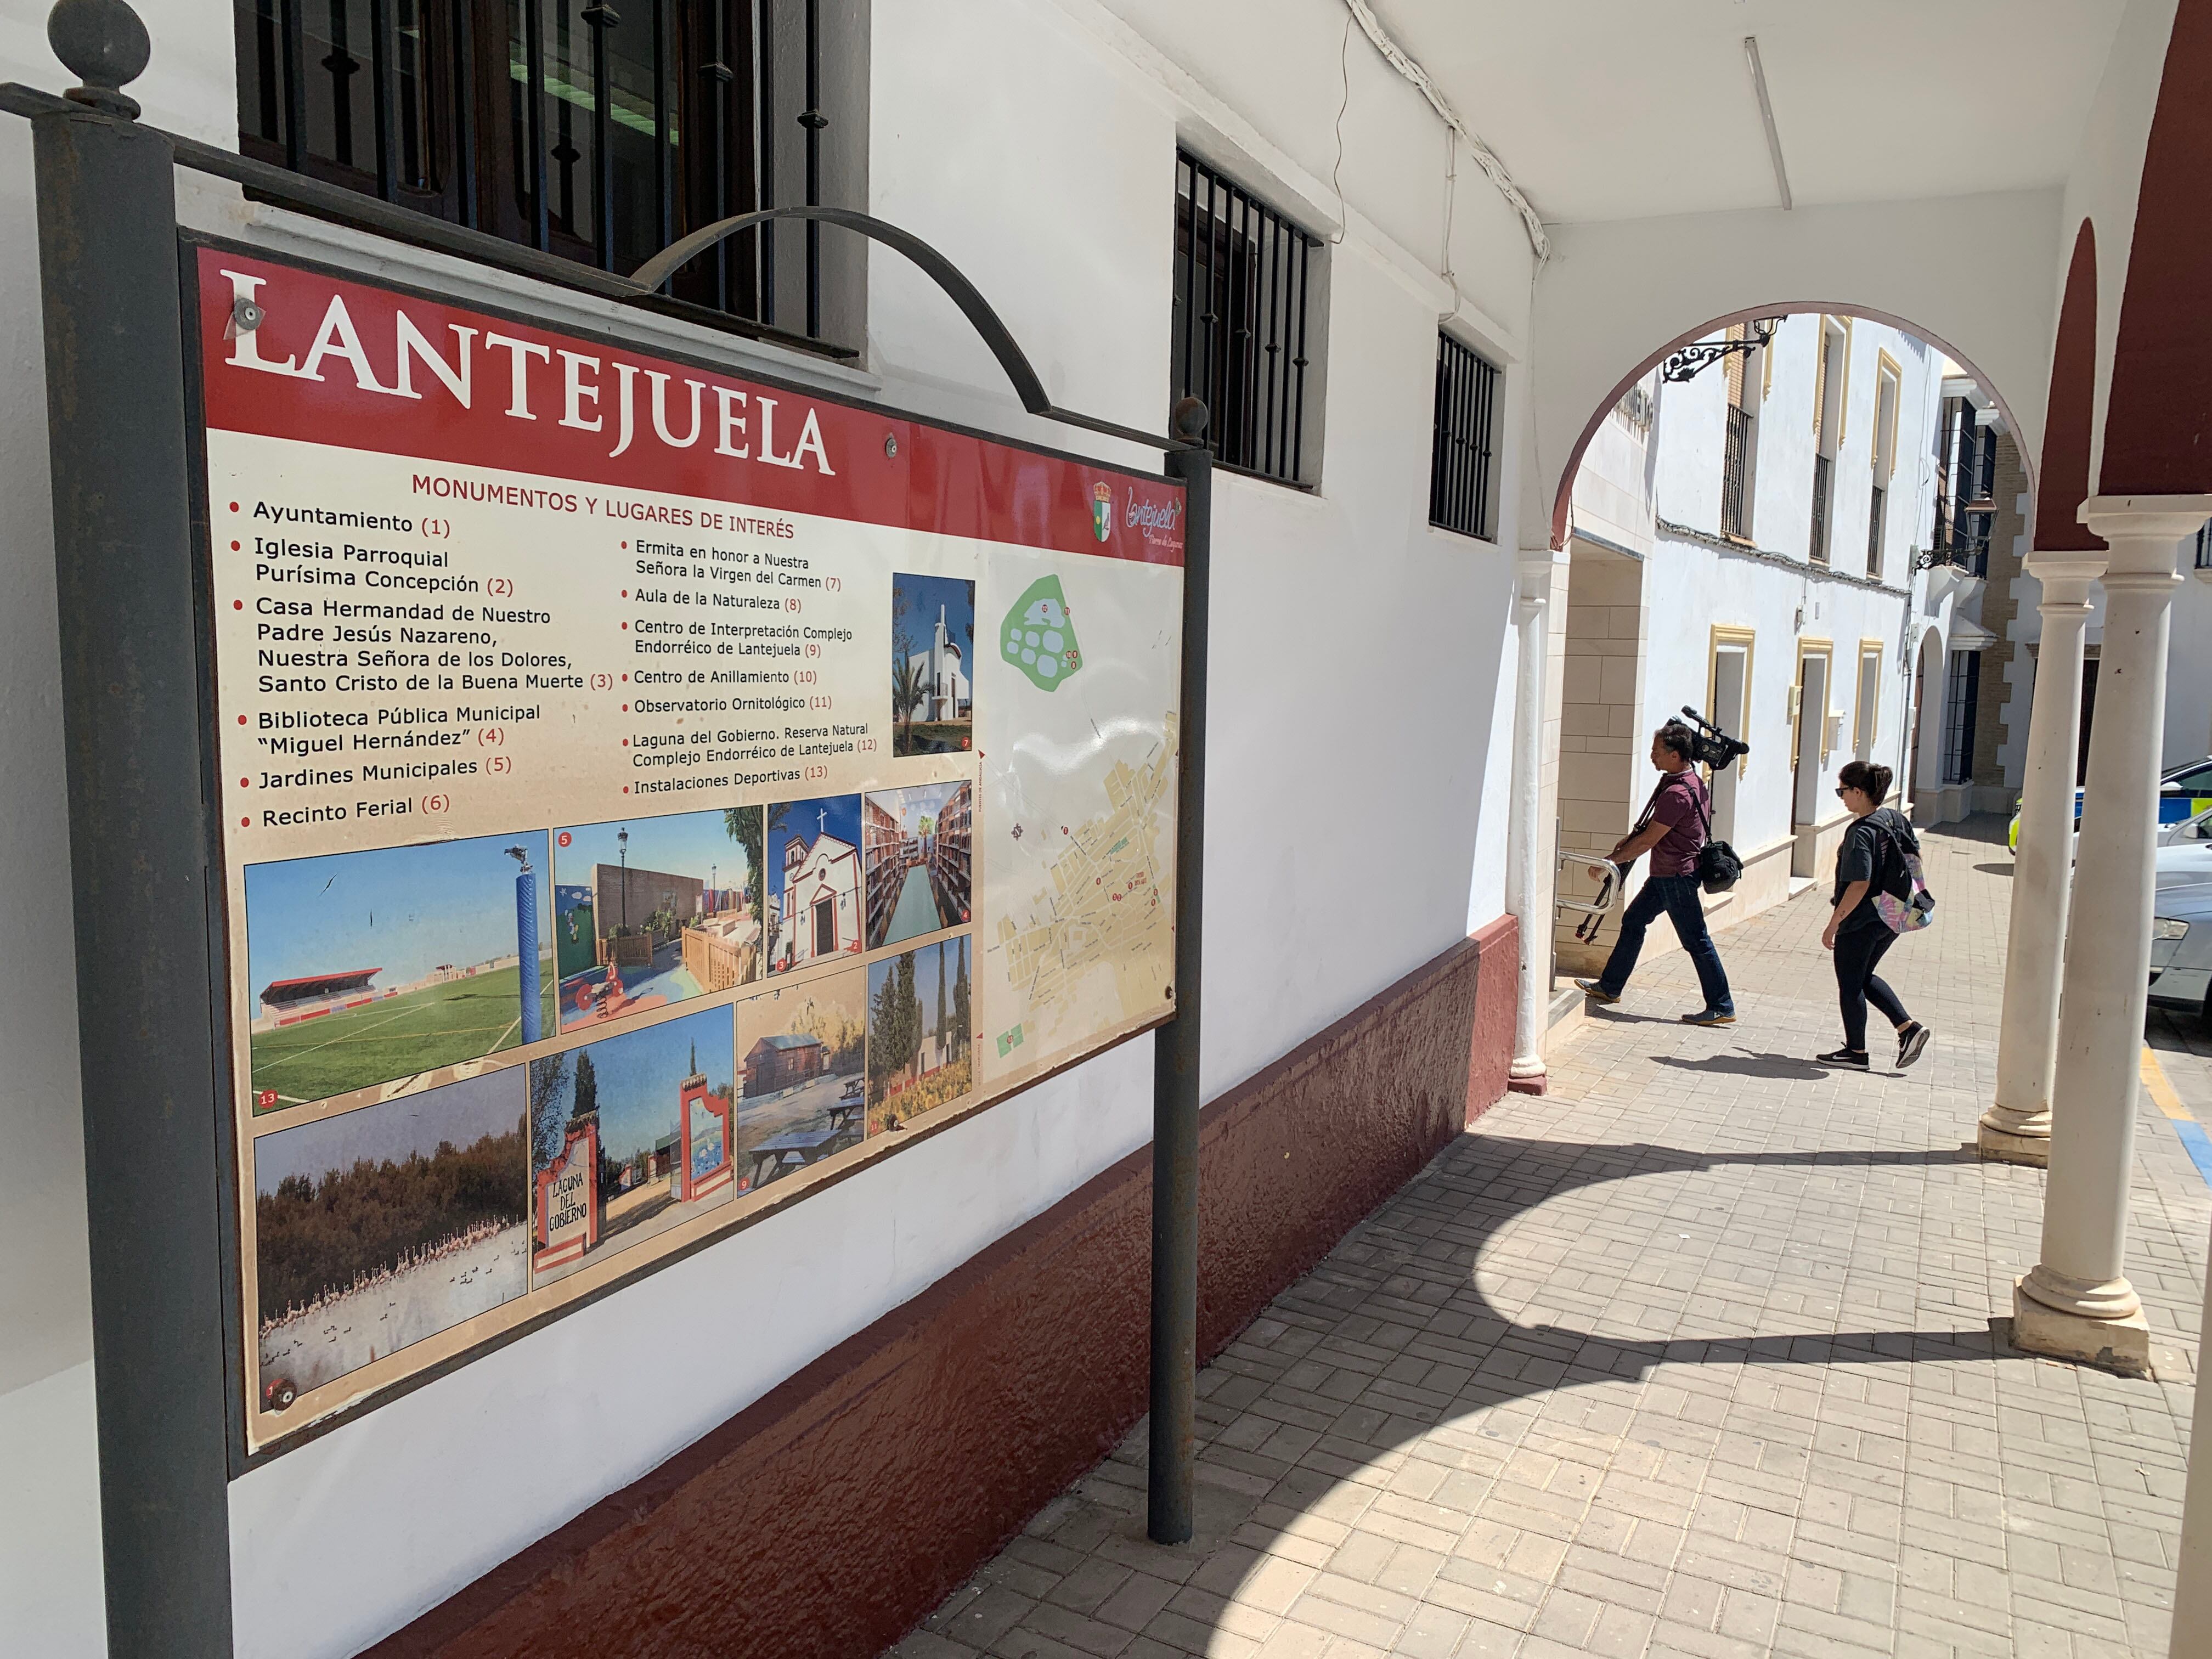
[{"left": 244, "top": 833, "right": 556, "bottom": 1113}]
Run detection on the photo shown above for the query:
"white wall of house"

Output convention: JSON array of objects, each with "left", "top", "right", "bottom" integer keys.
[{"left": 0, "top": 2, "right": 1532, "bottom": 1654}]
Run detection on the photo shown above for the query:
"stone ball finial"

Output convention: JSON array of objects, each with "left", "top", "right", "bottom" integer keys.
[
  {"left": 48, "top": 0, "right": 150, "bottom": 120},
  {"left": 1171, "top": 396, "right": 1210, "bottom": 443}
]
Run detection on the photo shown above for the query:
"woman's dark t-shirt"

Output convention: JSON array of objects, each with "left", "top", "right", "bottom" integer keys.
[{"left": 1834, "top": 807, "right": 1915, "bottom": 933}]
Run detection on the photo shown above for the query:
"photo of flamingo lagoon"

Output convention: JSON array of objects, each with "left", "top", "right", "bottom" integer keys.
[{"left": 253, "top": 1070, "right": 527, "bottom": 1413}]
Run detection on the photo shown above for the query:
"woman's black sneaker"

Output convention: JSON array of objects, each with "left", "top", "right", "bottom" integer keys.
[
  {"left": 1897, "top": 1023, "right": 1932, "bottom": 1068},
  {"left": 1816, "top": 1047, "right": 1870, "bottom": 1069}
]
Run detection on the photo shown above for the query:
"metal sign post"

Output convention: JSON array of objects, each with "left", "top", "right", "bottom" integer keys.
[{"left": 33, "top": 5, "right": 236, "bottom": 1653}]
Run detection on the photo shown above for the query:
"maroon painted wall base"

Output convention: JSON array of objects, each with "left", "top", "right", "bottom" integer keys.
[
  {"left": 1508, "top": 1073, "right": 1548, "bottom": 1096},
  {"left": 369, "top": 922, "right": 1519, "bottom": 1659}
]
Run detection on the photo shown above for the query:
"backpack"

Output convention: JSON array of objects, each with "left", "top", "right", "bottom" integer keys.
[{"left": 1868, "top": 812, "right": 1936, "bottom": 933}]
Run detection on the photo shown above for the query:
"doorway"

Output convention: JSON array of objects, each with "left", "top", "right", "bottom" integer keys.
[
  {"left": 1791, "top": 648, "right": 1831, "bottom": 876},
  {"left": 1708, "top": 634, "right": 1752, "bottom": 847},
  {"left": 813, "top": 894, "right": 837, "bottom": 958}
]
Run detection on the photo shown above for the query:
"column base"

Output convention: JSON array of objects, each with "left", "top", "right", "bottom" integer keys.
[
  {"left": 1506, "top": 1060, "right": 1547, "bottom": 1096},
  {"left": 1976, "top": 1111, "right": 2050, "bottom": 1166},
  {"left": 2012, "top": 1277, "right": 2153, "bottom": 1376}
]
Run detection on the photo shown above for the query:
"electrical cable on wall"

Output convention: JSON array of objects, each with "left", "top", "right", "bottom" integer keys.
[
  {"left": 1329, "top": 9, "right": 1353, "bottom": 245},
  {"left": 1338, "top": 0, "right": 1549, "bottom": 261}
]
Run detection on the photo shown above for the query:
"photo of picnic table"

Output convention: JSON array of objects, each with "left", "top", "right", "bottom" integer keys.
[{"left": 745, "top": 1100, "right": 865, "bottom": 1189}]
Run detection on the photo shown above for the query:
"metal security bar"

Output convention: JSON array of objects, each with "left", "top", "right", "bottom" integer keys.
[
  {"left": 1430, "top": 331, "right": 1499, "bottom": 539},
  {"left": 231, "top": 0, "right": 842, "bottom": 343},
  {"left": 2196, "top": 522, "right": 2211, "bottom": 571},
  {"left": 1809, "top": 452, "right": 1831, "bottom": 563},
  {"left": 1720, "top": 403, "right": 1751, "bottom": 540},
  {"left": 1943, "top": 650, "right": 1980, "bottom": 785},
  {"left": 1171, "top": 151, "right": 1318, "bottom": 487}
]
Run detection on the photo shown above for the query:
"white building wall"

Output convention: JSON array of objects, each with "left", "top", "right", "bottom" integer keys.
[{"left": 0, "top": 2, "right": 1532, "bottom": 1655}]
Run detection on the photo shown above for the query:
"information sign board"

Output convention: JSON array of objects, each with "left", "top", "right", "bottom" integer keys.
[{"left": 188, "top": 244, "right": 1183, "bottom": 1452}]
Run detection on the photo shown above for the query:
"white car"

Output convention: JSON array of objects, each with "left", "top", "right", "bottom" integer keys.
[{"left": 2158, "top": 803, "right": 2212, "bottom": 884}]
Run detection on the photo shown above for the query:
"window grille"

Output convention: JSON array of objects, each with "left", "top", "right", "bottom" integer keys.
[
  {"left": 1171, "top": 151, "right": 1319, "bottom": 486},
  {"left": 1942, "top": 650, "right": 1980, "bottom": 785},
  {"left": 2196, "top": 522, "right": 2212, "bottom": 571},
  {"left": 1866, "top": 482, "right": 1886, "bottom": 575},
  {"left": 1809, "top": 453, "right": 1832, "bottom": 564},
  {"left": 1430, "top": 332, "right": 1500, "bottom": 540},
  {"left": 230, "top": 0, "right": 856, "bottom": 349},
  {"left": 1720, "top": 404, "right": 1752, "bottom": 540}
]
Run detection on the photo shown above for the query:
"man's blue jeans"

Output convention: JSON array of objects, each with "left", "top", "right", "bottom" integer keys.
[{"left": 1596, "top": 873, "right": 1734, "bottom": 1014}]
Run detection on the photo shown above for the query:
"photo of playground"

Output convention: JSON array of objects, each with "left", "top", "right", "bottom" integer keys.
[
  {"left": 891, "top": 571, "right": 975, "bottom": 756},
  {"left": 863, "top": 781, "right": 973, "bottom": 950},
  {"left": 767, "top": 795, "right": 864, "bottom": 974},
  {"left": 527, "top": 1007, "right": 737, "bottom": 1287},
  {"left": 253, "top": 1070, "right": 528, "bottom": 1413},
  {"left": 244, "top": 833, "right": 556, "bottom": 1113},
  {"left": 732, "top": 970, "right": 868, "bottom": 1193},
  {"left": 551, "top": 806, "right": 762, "bottom": 1031},
  {"left": 865, "top": 934, "right": 972, "bottom": 1131}
]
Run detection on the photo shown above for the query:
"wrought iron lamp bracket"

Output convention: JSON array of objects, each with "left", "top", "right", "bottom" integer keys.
[{"left": 1660, "top": 317, "right": 1781, "bottom": 385}]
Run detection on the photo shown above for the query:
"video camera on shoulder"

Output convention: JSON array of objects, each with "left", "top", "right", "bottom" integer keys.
[{"left": 1678, "top": 705, "right": 1751, "bottom": 773}]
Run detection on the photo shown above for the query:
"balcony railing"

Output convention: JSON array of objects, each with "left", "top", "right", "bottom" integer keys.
[
  {"left": 1720, "top": 404, "right": 1751, "bottom": 539},
  {"left": 1809, "top": 453, "right": 1831, "bottom": 563},
  {"left": 231, "top": 0, "right": 855, "bottom": 351}
]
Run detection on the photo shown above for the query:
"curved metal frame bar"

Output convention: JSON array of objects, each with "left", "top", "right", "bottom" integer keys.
[{"left": 634, "top": 204, "right": 1190, "bottom": 453}]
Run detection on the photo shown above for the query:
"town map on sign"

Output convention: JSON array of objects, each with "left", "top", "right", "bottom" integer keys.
[{"left": 986, "top": 712, "right": 1177, "bottom": 1069}]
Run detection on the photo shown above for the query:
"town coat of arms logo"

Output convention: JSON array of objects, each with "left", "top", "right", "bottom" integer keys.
[{"left": 1091, "top": 481, "right": 1113, "bottom": 543}]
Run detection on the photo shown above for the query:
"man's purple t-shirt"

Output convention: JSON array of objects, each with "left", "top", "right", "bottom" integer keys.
[{"left": 1646, "top": 770, "right": 1709, "bottom": 877}]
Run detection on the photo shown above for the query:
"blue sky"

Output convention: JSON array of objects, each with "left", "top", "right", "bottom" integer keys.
[
  {"left": 892, "top": 572, "right": 975, "bottom": 665},
  {"left": 768, "top": 794, "right": 861, "bottom": 901},
  {"left": 245, "top": 832, "right": 550, "bottom": 992},
  {"left": 255, "top": 1070, "right": 525, "bottom": 1195},
  {"left": 536, "top": 1007, "right": 735, "bottom": 1166},
  {"left": 867, "top": 781, "right": 964, "bottom": 839},
  {"left": 554, "top": 808, "right": 758, "bottom": 894}
]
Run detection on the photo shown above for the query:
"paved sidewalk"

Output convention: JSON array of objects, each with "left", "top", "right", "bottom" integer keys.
[{"left": 899, "top": 820, "right": 2206, "bottom": 1659}]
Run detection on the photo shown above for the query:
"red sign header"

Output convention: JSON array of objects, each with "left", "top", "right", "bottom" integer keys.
[{"left": 193, "top": 246, "right": 1183, "bottom": 565}]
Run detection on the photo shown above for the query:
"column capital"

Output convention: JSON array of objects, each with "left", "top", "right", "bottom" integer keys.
[
  {"left": 2078, "top": 494, "right": 2212, "bottom": 575},
  {"left": 2022, "top": 548, "right": 2107, "bottom": 603}
]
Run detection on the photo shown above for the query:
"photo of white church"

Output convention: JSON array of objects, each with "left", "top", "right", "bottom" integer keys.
[{"left": 893, "top": 572, "right": 974, "bottom": 755}]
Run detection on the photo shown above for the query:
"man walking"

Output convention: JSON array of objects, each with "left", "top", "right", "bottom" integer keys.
[{"left": 1576, "top": 719, "right": 1735, "bottom": 1025}]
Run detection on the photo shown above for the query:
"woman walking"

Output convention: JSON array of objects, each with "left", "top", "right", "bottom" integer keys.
[{"left": 1819, "top": 760, "right": 1933, "bottom": 1070}]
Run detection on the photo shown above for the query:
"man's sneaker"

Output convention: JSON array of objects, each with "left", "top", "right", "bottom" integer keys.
[
  {"left": 1897, "top": 1023, "right": 1932, "bottom": 1068},
  {"left": 1816, "top": 1047, "right": 1871, "bottom": 1069},
  {"left": 1575, "top": 978, "right": 1620, "bottom": 1005},
  {"left": 1681, "top": 1008, "right": 1736, "bottom": 1026}
]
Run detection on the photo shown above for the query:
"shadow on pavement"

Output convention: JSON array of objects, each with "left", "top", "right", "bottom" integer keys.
[
  {"left": 1652, "top": 1048, "right": 1831, "bottom": 1080},
  {"left": 974, "top": 1132, "right": 2027, "bottom": 1658}
]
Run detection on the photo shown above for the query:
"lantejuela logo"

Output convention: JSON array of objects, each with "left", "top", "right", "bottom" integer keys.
[{"left": 1091, "top": 482, "right": 1113, "bottom": 543}]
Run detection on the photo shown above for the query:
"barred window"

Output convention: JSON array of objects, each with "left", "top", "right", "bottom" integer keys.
[
  {"left": 1430, "top": 331, "right": 1500, "bottom": 540},
  {"left": 1171, "top": 151, "right": 1320, "bottom": 487},
  {"left": 230, "top": 0, "right": 868, "bottom": 352},
  {"left": 1943, "top": 650, "right": 1980, "bottom": 785}
]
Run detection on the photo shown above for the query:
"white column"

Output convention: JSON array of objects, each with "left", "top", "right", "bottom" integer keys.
[
  {"left": 1506, "top": 552, "right": 1560, "bottom": 1092},
  {"left": 2174, "top": 1212, "right": 2212, "bottom": 1658},
  {"left": 1980, "top": 551, "right": 2104, "bottom": 1163},
  {"left": 2014, "top": 495, "right": 2212, "bottom": 1373}
]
